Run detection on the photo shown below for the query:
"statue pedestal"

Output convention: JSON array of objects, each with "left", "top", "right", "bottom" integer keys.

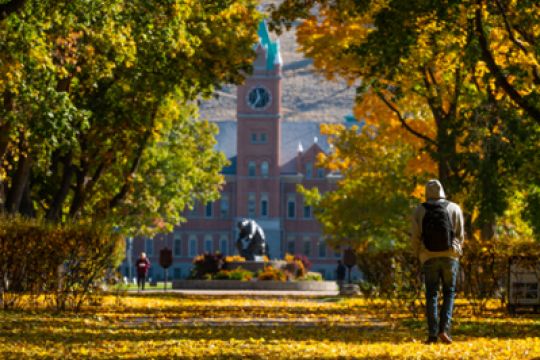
[
  {"left": 224, "top": 260, "right": 285, "bottom": 273},
  {"left": 339, "top": 283, "right": 361, "bottom": 296}
]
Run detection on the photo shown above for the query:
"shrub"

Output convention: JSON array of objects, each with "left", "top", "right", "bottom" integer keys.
[
  {"left": 213, "top": 267, "right": 253, "bottom": 281},
  {"left": 190, "top": 253, "right": 224, "bottom": 279},
  {"left": 257, "top": 266, "right": 287, "bottom": 281},
  {"left": 284, "top": 253, "right": 309, "bottom": 279},
  {"left": 300, "top": 272, "right": 323, "bottom": 281},
  {"left": 224, "top": 255, "right": 246, "bottom": 263},
  {"left": 0, "top": 216, "right": 125, "bottom": 311}
]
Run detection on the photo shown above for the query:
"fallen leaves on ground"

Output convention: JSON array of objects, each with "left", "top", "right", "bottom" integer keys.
[{"left": 0, "top": 295, "right": 538, "bottom": 359}]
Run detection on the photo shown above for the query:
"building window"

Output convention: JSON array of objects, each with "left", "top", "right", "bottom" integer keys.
[
  {"left": 303, "top": 205, "right": 312, "bottom": 219},
  {"left": 317, "top": 168, "right": 325, "bottom": 178},
  {"left": 260, "top": 193, "right": 269, "bottom": 218},
  {"left": 220, "top": 236, "right": 228, "bottom": 255},
  {"left": 205, "top": 201, "right": 213, "bottom": 218},
  {"left": 248, "top": 161, "right": 256, "bottom": 177},
  {"left": 174, "top": 236, "right": 182, "bottom": 257},
  {"left": 204, "top": 235, "right": 213, "bottom": 253},
  {"left": 248, "top": 192, "right": 256, "bottom": 218},
  {"left": 145, "top": 238, "right": 153, "bottom": 256},
  {"left": 251, "top": 133, "right": 257, "bottom": 143},
  {"left": 220, "top": 194, "right": 229, "bottom": 218},
  {"left": 303, "top": 237, "right": 311, "bottom": 256},
  {"left": 287, "top": 235, "right": 295, "bottom": 254},
  {"left": 189, "top": 236, "right": 197, "bottom": 257},
  {"left": 261, "top": 161, "right": 269, "bottom": 178},
  {"left": 305, "top": 162, "right": 313, "bottom": 179},
  {"left": 260, "top": 133, "right": 267, "bottom": 143},
  {"left": 287, "top": 194, "right": 296, "bottom": 219},
  {"left": 173, "top": 268, "right": 182, "bottom": 279},
  {"left": 318, "top": 238, "right": 326, "bottom": 258}
]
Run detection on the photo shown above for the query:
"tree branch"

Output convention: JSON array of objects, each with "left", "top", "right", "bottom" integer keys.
[
  {"left": 448, "top": 65, "right": 462, "bottom": 121},
  {"left": 494, "top": 0, "right": 528, "bottom": 54},
  {"left": 475, "top": 2, "right": 540, "bottom": 123},
  {"left": 421, "top": 70, "right": 444, "bottom": 127},
  {"left": 375, "top": 91, "right": 437, "bottom": 146},
  {"left": 108, "top": 130, "right": 151, "bottom": 209}
]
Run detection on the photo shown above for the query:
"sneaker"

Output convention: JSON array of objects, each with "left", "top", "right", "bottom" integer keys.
[
  {"left": 438, "top": 332, "right": 452, "bottom": 344},
  {"left": 424, "top": 336, "right": 438, "bottom": 344}
]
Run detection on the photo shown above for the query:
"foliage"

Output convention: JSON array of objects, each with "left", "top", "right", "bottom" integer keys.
[
  {"left": 257, "top": 266, "right": 287, "bottom": 281},
  {"left": 0, "top": 0, "right": 261, "bottom": 236},
  {"left": 285, "top": 253, "right": 311, "bottom": 271},
  {"left": 0, "top": 215, "right": 124, "bottom": 311},
  {"left": 299, "top": 122, "right": 418, "bottom": 251},
  {"left": 190, "top": 253, "right": 224, "bottom": 280},
  {"left": 270, "top": 0, "right": 540, "bottom": 246},
  {"left": 284, "top": 253, "right": 309, "bottom": 278},
  {"left": 1, "top": 294, "right": 539, "bottom": 358},
  {"left": 213, "top": 267, "right": 253, "bottom": 281},
  {"left": 523, "top": 186, "right": 540, "bottom": 240},
  {"left": 225, "top": 255, "right": 246, "bottom": 263},
  {"left": 300, "top": 272, "right": 323, "bottom": 282}
]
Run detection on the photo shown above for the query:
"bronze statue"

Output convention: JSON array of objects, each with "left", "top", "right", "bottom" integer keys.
[{"left": 236, "top": 218, "right": 269, "bottom": 260}]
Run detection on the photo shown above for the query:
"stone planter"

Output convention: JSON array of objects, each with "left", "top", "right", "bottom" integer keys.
[{"left": 172, "top": 279, "right": 338, "bottom": 291}]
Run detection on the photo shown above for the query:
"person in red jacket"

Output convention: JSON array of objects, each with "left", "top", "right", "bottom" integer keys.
[{"left": 136, "top": 252, "right": 151, "bottom": 291}]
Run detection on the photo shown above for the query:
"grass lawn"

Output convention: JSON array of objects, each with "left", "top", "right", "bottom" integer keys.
[
  {"left": 115, "top": 282, "right": 175, "bottom": 292},
  {"left": 1, "top": 295, "right": 539, "bottom": 359}
]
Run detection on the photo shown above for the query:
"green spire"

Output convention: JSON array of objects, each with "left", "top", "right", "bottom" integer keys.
[{"left": 257, "top": 21, "right": 281, "bottom": 71}]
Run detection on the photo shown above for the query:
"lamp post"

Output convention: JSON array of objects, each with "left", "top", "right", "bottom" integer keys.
[
  {"left": 159, "top": 247, "right": 173, "bottom": 291},
  {"left": 343, "top": 247, "right": 357, "bottom": 284}
]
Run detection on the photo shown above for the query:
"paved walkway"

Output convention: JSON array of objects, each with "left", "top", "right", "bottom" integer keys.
[
  {"left": 120, "top": 316, "right": 387, "bottom": 328},
  {"left": 126, "top": 289, "right": 339, "bottom": 296}
]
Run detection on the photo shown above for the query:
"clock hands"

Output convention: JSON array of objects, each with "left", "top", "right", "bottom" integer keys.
[
  {"left": 254, "top": 89, "right": 261, "bottom": 107},
  {"left": 248, "top": 87, "right": 270, "bottom": 109}
]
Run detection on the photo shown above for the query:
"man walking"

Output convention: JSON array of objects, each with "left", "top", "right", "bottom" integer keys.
[{"left": 412, "top": 179, "right": 464, "bottom": 344}]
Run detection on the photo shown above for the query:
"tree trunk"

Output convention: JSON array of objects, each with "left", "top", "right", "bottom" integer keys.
[
  {"left": 68, "top": 160, "right": 106, "bottom": 218},
  {"left": 19, "top": 179, "right": 34, "bottom": 217},
  {"left": 5, "top": 152, "right": 31, "bottom": 214},
  {"left": 480, "top": 220, "right": 496, "bottom": 242},
  {"left": 0, "top": 91, "right": 14, "bottom": 168},
  {"left": 46, "top": 153, "right": 74, "bottom": 221}
]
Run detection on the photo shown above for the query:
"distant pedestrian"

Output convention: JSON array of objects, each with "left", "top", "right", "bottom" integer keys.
[
  {"left": 136, "top": 252, "right": 151, "bottom": 291},
  {"left": 336, "top": 260, "right": 346, "bottom": 289},
  {"left": 412, "top": 180, "right": 464, "bottom": 344}
]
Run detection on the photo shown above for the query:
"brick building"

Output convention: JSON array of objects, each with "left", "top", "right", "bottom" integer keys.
[{"left": 122, "top": 22, "right": 361, "bottom": 281}]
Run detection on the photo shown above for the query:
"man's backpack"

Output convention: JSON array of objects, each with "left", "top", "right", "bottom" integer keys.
[{"left": 421, "top": 201, "right": 454, "bottom": 252}]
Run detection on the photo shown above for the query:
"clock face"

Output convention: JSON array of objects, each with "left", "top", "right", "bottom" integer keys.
[{"left": 247, "top": 86, "right": 271, "bottom": 110}]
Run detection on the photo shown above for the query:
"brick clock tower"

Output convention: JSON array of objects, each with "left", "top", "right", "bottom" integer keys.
[{"left": 235, "top": 22, "right": 282, "bottom": 258}]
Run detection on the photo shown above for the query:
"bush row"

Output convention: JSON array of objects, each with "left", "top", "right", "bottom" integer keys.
[
  {"left": 355, "top": 238, "right": 540, "bottom": 314},
  {"left": 0, "top": 216, "right": 125, "bottom": 311}
]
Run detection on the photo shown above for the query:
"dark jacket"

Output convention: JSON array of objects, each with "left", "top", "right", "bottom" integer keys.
[{"left": 136, "top": 258, "right": 151, "bottom": 276}]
